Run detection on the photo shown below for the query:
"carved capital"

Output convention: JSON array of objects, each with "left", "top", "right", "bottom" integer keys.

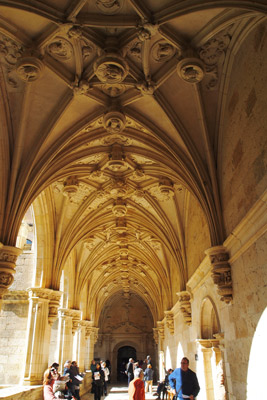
[
  {"left": 205, "top": 246, "right": 232, "bottom": 303},
  {"left": 48, "top": 290, "right": 62, "bottom": 326},
  {"left": 176, "top": 290, "right": 192, "bottom": 325},
  {"left": 0, "top": 244, "right": 22, "bottom": 300},
  {"left": 164, "top": 311, "right": 174, "bottom": 334}
]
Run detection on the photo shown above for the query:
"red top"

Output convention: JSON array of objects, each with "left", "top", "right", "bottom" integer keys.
[{"left": 128, "top": 378, "right": 145, "bottom": 400}]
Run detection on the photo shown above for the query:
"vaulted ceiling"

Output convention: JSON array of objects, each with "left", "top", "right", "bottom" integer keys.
[{"left": 0, "top": 0, "right": 266, "bottom": 323}]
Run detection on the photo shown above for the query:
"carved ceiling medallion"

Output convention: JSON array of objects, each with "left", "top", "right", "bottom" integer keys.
[
  {"left": 47, "top": 37, "right": 73, "bottom": 60},
  {"left": 94, "top": 54, "right": 129, "bottom": 84},
  {"left": 103, "top": 111, "right": 126, "bottom": 134},
  {"left": 177, "top": 58, "right": 205, "bottom": 84},
  {"left": 151, "top": 40, "right": 177, "bottom": 63},
  {"left": 16, "top": 56, "right": 44, "bottom": 82}
]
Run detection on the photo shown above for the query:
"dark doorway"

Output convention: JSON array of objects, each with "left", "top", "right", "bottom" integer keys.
[{"left": 117, "top": 346, "right": 136, "bottom": 381}]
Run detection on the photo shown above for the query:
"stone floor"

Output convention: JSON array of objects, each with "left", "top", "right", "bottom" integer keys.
[{"left": 81, "top": 383, "right": 158, "bottom": 400}]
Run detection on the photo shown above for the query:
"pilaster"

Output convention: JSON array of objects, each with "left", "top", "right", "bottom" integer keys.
[
  {"left": 23, "top": 288, "right": 51, "bottom": 385},
  {"left": 0, "top": 244, "right": 22, "bottom": 309},
  {"left": 205, "top": 246, "right": 232, "bottom": 303}
]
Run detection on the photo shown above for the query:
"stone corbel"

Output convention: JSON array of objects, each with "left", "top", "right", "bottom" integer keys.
[
  {"left": 58, "top": 308, "right": 82, "bottom": 334},
  {"left": 157, "top": 321, "right": 165, "bottom": 341},
  {"left": 153, "top": 328, "right": 159, "bottom": 345},
  {"left": 205, "top": 246, "right": 232, "bottom": 303},
  {"left": 0, "top": 243, "right": 22, "bottom": 307},
  {"left": 93, "top": 327, "right": 99, "bottom": 345},
  {"left": 164, "top": 311, "right": 174, "bottom": 334},
  {"left": 176, "top": 291, "right": 192, "bottom": 325}
]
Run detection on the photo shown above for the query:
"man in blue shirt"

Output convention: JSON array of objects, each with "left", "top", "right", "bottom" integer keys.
[{"left": 169, "top": 357, "right": 200, "bottom": 399}]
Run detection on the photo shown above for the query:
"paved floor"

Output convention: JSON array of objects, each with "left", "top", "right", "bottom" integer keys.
[{"left": 81, "top": 383, "right": 158, "bottom": 400}]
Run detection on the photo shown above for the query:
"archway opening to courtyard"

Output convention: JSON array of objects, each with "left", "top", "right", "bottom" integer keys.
[{"left": 117, "top": 346, "right": 136, "bottom": 382}]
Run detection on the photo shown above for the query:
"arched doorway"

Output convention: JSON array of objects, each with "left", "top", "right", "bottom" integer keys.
[{"left": 117, "top": 346, "right": 136, "bottom": 382}]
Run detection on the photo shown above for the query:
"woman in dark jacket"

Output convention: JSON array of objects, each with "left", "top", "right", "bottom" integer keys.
[{"left": 92, "top": 362, "right": 105, "bottom": 400}]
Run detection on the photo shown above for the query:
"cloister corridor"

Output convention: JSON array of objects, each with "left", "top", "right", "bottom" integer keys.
[{"left": 0, "top": 1, "right": 266, "bottom": 400}]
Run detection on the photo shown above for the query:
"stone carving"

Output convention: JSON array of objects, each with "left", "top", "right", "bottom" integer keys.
[
  {"left": 148, "top": 178, "right": 175, "bottom": 201},
  {"left": 177, "top": 57, "right": 205, "bottom": 83},
  {"left": 199, "top": 31, "right": 231, "bottom": 90},
  {"left": 137, "top": 23, "right": 158, "bottom": 42},
  {"left": 205, "top": 246, "right": 232, "bottom": 303},
  {"left": 136, "top": 80, "right": 155, "bottom": 95},
  {"left": 0, "top": 33, "right": 24, "bottom": 65},
  {"left": 106, "top": 143, "right": 128, "bottom": 172},
  {"left": 96, "top": 0, "right": 123, "bottom": 14},
  {"left": 103, "top": 111, "right": 126, "bottom": 133},
  {"left": 72, "top": 79, "right": 90, "bottom": 96},
  {"left": 128, "top": 41, "right": 142, "bottom": 59},
  {"left": 94, "top": 54, "right": 129, "bottom": 84},
  {"left": 0, "top": 244, "right": 22, "bottom": 300},
  {"left": 177, "top": 291, "right": 192, "bottom": 325},
  {"left": 82, "top": 44, "right": 94, "bottom": 59},
  {"left": 16, "top": 56, "right": 44, "bottom": 82},
  {"left": 48, "top": 290, "right": 62, "bottom": 326},
  {"left": 63, "top": 176, "right": 79, "bottom": 200},
  {"left": 68, "top": 26, "right": 83, "bottom": 39},
  {"left": 112, "top": 199, "right": 127, "bottom": 217},
  {"left": 151, "top": 40, "right": 176, "bottom": 62},
  {"left": 164, "top": 311, "right": 174, "bottom": 334},
  {"left": 3, "top": 290, "right": 28, "bottom": 303},
  {"left": 101, "top": 84, "right": 126, "bottom": 97},
  {"left": 153, "top": 328, "right": 159, "bottom": 344},
  {"left": 157, "top": 321, "right": 165, "bottom": 341},
  {"left": 47, "top": 37, "right": 73, "bottom": 60}
]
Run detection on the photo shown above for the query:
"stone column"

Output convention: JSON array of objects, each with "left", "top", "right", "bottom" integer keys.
[
  {"left": 23, "top": 288, "right": 51, "bottom": 385},
  {"left": 205, "top": 246, "right": 232, "bottom": 303},
  {"left": 78, "top": 321, "right": 88, "bottom": 372},
  {"left": 57, "top": 308, "right": 81, "bottom": 371},
  {"left": 0, "top": 243, "right": 22, "bottom": 309},
  {"left": 85, "top": 326, "right": 98, "bottom": 368}
]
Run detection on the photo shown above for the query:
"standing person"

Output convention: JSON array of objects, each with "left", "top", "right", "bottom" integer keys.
[
  {"left": 144, "top": 364, "right": 154, "bottom": 394},
  {"left": 126, "top": 358, "right": 134, "bottom": 386},
  {"left": 71, "top": 361, "right": 83, "bottom": 400},
  {"left": 169, "top": 357, "right": 200, "bottom": 400},
  {"left": 128, "top": 368, "right": 145, "bottom": 400},
  {"left": 63, "top": 360, "right": 76, "bottom": 399},
  {"left": 102, "top": 361, "right": 110, "bottom": 396},
  {"left": 93, "top": 362, "right": 104, "bottom": 400}
]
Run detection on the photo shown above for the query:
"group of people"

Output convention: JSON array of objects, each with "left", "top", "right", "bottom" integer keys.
[
  {"left": 126, "top": 355, "right": 154, "bottom": 394},
  {"left": 129, "top": 357, "right": 200, "bottom": 400},
  {"left": 43, "top": 360, "right": 84, "bottom": 400},
  {"left": 90, "top": 359, "right": 111, "bottom": 400}
]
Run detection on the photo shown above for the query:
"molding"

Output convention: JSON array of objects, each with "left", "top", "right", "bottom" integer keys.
[{"left": 224, "top": 190, "right": 267, "bottom": 264}]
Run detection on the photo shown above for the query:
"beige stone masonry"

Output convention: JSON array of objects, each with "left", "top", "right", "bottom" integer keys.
[{"left": 176, "top": 290, "right": 192, "bottom": 325}]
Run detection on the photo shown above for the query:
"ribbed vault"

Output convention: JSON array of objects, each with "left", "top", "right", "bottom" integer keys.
[{"left": 0, "top": 0, "right": 266, "bottom": 326}]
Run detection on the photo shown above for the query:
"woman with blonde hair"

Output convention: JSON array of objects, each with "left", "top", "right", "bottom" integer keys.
[{"left": 43, "top": 368, "right": 57, "bottom": 400}]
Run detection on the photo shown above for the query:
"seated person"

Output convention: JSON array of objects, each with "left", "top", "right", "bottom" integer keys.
[{"left": 154, "top": 368, "right": 173, "bottom": 399}]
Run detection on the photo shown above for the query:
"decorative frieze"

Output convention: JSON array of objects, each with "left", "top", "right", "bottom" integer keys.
[
  {"left": 164, "top": 311, "right": 174, "bottom": 334},
  {"left": 0, "top": 244, "right": 22, "bottom": 305},
  {"left": 177, "top": 57, "right": 205, "bottom": 83},
  {"left": 3, "top": 289, "right": 28, "bottom": 303},
  {"left": 176, "top": 290, "right": 192, "bottom": 325},
  {"left": 205, "top": 246, "right": 232, "bottom": 304}
]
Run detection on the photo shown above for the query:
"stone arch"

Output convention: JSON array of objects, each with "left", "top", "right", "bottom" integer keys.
[{"left": 201, "top": 296, "right": 221, "bottom": 339}]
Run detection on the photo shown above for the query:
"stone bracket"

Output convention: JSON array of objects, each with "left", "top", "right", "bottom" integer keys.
[
  {"left": 205, "top": 246, "right": 233, "bottom": 303},
  {"left": 176, "top": 290, "right": 192, "bottom": 325}
]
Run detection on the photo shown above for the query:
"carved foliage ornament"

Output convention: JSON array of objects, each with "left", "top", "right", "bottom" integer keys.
[
  {"left": 0, "top": 244, "right": 22, "bottom": 298},
  {"left": 177, "top": 291, "right": 192, "bottom": 325}
]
